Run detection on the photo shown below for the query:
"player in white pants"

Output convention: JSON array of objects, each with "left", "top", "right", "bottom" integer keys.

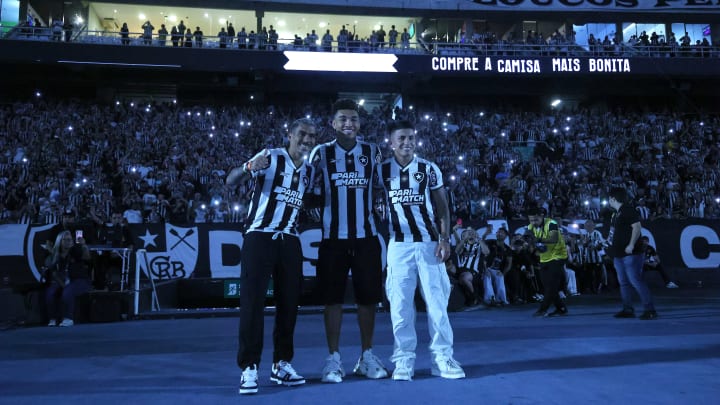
[{"left": 378, "top": 119, "right": 465, "bottom": 381}]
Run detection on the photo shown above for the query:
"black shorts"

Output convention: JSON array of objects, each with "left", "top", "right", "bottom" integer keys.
[{"left": 316, "top": 237, "right": 383, "bottom": 305}]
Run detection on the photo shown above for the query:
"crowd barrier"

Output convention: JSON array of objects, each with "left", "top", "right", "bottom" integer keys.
[{"left": 1, "top": 219, "right": 718, "bottom": 289}]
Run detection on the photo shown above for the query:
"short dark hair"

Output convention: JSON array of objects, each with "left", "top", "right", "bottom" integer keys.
[
  {"left": 387, "top": 119, "right": 414, "bottom": 134},
  {"left": 332, "top": 99, "right": 358, "bottom": 116},
  {"left": 526, "top": 206, "right": 544, "bottom": 217},
  {"left": 608, "top": 186, "right": 628, "bottom": 203},
  {"left": 288, "top": 117, "right": 316, "bottom": 135}
]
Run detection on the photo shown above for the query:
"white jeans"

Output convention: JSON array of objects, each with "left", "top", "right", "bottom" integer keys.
[
  {"left": 483, "top": 268, "right": 508, "bottom": 304},
  {"left": 386, "top": 241, "right": 454, "bottom": 363}
]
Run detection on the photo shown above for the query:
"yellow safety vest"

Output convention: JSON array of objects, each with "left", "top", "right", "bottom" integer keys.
[{"left": 528, "top": 218, "right": 568, "bottom": 263}]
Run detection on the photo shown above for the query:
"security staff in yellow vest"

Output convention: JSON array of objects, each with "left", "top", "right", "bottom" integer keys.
[{"left": 526, "top": 207, "right": 569, "bottom": 317}]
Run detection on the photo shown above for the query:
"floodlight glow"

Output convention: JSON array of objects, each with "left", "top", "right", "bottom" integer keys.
[
  {"left": 283, "top": 51, "right": 398, "bottom": 73},
  {"left": 168, "top": 15, "right": 177, "bottom": 23},
  {"left": 138, "top": 13, "right": 146, "bottom": 20}
]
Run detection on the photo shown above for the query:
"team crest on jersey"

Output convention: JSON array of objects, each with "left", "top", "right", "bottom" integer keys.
[
  {"left": 358, "top": 155, "right": 369, "bottom": 166},
  {"left": 413, "top": 172, "right": 425, "bottom": 183}
]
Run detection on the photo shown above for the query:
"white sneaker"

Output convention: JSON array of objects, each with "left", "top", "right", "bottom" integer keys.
[
  {"left": 271, "top": 360, "right": 305, "bottom": 386},
  {"left": 431, "top": 357, "right": 466, "bottom": 379},
  {"left": 239, "top": 364, "right": 258, "bottom": 395},
  {"left": 321, "top": 352, "right": 345, "bottom": 383},
  {"left": 353, "top": 349, "right": 389, "bottom": 379},
  {"left": 666, "top": 282, "right": 679, "bottom": 289},
  {"left": 47, "top": 320, "right": 57, "bottom": 327},
  {"left": 392, "top": 358, "right": 415, "bottom": 381},
  {"left": 58, "top": 318, "right": 74, "bottom": 327}
]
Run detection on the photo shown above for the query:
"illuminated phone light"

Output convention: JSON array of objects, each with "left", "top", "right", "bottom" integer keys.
[
  {"left": 384, "top": 138, "right": 389, "bottom": 143},
  {"left": 145, "top": 108, "right": 150, "bottom": 113},
  {"left": 74, "top": 183, "right": 80, "bottom": 188},
  {"left": 196, "top": 112, "right": 201, "bottom": 116},
  {"left": 479, "top": 112, "right": 484, "bottom": 116},
  {"left": 187, "top": 112, "right": 191, "bottom": 116},
  {"left": 173, "top": 99, "right": 177, "bottom": 104},
  {"left": 213, "top": 200, "right": 220, "bottom": 206},
  {"left": 35, "top": 91, "right": 41, "bottom": 97},
  {"left": 247, "top": 122, "right": 251, "bottom": 127},
  {"left": 464, "top": 169, "right": 468, "bottom": 173},
  {"left": 458, "top": 156, "right": 463, "bottom": 161},
  {"left": 450, "top": 175, "right": 456, "bottom": 181},
  {"left": 234, "top": 132, "right": 239, "bottom": 137},
  {"left": 553, "top": 128, "right": 558, "bottom": 133},
  {"left": 201, "top": 204, "right": 206, "bottom": 210},
  {"left": 82, "top": 178, "right": 87, "bottom": 183},
  {"left": 566, "top": 117, "right": 571, "bottom": 121},
  {"left": 481, "top": 201, "right": 486, "bottom": 206},
  {"left": 116, "top": 101, "right": 120, "bottom": 105},
  {"left": 211, "top": 125, "right": 216, "bottom": 130},
  {"left": 584, "top": 200, "right": 589, "bottom": 206},
  {"left": 573, "top": 171, "right": 577, "bottom": 176},
  {"left": 409, "top": 106, "right": 414, "bottom": 110},
  {"left": 68, "top": 126, "right": 73, "bottom": 131},
  {"left": 418, "top": 141, "right": 423, "bottom": 146},
  {"left": 234, "top": 205, "right": 240, "bottom": 211},
  {"left": 283, "top": 51, "right": 398, "bottom": 73},
  {"left": 424, "top": 115, "right": 429, "bottom": 120},
  {"left": 209, "top": 133, "right": 214, "bottom": 138}
]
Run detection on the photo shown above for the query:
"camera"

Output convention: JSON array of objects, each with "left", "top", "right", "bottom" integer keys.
[{"left": 535, "top": 242, "right": 548, "bottom": 253}]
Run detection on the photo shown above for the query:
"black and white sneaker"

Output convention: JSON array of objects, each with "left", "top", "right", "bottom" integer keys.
[
  {"left": 271, "top": 360, "right": 306, "bottom": 386},
  {"left": 239, "top": 364, "right": 258, "bottom": 395}
]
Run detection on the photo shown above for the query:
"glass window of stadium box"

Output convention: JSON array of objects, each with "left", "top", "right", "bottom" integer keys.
[
  {"left": 671, "top": 23, "right": 711, "bottom": 45},
  {"left": 622, "top": 23, "right": 666, "bottom": 42},
  {"left": 573, "top": 23, "right": 616, "bottom": 51},
  {"left": 263, "top": 12, "right": 416, "bottom": 47}
]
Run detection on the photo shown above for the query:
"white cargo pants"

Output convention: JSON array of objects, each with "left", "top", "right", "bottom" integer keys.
[{"left": 386, "top": 240, "right": 454, "bottom": 364}]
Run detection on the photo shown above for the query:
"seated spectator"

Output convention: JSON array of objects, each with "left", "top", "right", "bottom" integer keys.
[
  {"left": 640, "top": 236, "right": 679, "bottom": 288},
  {"left": 452, "top": 225, "right": 489, "bottom": 306}
]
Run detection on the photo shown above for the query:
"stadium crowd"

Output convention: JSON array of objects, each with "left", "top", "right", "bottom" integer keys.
[{"left": 1, "top": 97, "right": 719, "bottom": 229}]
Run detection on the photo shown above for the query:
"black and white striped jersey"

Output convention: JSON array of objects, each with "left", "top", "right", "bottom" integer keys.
[
  {"left": 245, "top": 148, "right": 312, "bottom": 235},
  {"left": 309, "top": 140, "right": 381, "bottom": 240},
  {"left": 377, "top": 156, "right": 443, "bottom": 242}
]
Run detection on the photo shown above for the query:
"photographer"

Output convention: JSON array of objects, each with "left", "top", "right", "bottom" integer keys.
[
  {"left": 508, "top": 232, "right": 543, "bottom": 303},
  {"left": 482, "top": 227, "right": 512, "bottom": 306},
  {"left": 527, "top": 207, "right": 569, "bottom": 317}
]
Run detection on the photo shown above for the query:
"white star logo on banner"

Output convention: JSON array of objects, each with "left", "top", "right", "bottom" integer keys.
[{"left": 139, "top": 229, "right": 158, "bottom": 248}]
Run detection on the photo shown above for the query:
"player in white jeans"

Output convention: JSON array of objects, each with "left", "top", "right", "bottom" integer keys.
[
  {"left": 377, "top": 119, "right": 465, "bottom": 380},
  {"left": 386, "top": 241, "right": 457, "bottom": 375}
]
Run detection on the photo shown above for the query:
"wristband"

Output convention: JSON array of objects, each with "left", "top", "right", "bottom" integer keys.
[{"left": 438, "top": 236, "right": 450, "bottom": 243}]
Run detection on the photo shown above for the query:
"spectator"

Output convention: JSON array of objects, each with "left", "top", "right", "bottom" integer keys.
[{"left": 44, "top": 230, "right": 91, "bottom": 327}]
